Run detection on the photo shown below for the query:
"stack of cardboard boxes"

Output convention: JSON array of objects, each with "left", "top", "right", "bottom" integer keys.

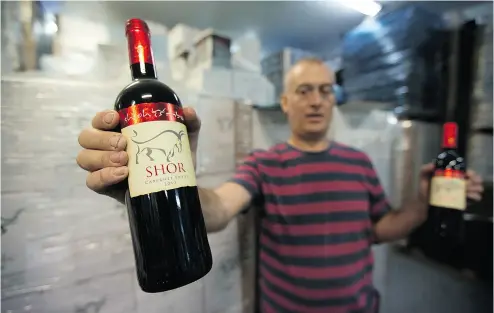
[
  {"left": 168, "top": 24, "right": 275, "bottom": 106},
  {"left": 1, "top": 15, "right": 271, "bottom": 313},
  {"left": 468, "top": 17, "right": 493, "bottom": 182}
]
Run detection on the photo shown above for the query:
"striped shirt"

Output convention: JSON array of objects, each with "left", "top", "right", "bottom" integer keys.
[{"left": 230, "top": 142, "right": 391, "bottom": 313}]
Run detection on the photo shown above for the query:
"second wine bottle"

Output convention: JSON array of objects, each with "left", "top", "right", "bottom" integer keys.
[{"left": 428, "top": 122, "right": 467, "bottom": 265}]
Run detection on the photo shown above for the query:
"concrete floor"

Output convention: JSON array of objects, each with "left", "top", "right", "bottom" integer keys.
[{"left": 383, "top": 248, "right": 492, "bottom": 313}]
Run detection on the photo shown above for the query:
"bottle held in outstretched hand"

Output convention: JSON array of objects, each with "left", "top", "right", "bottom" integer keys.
[
  {"left": 114, "top": 18, "right": 212, "bottom": 293},
  {"left": 429, "top": 122, "right": 467, "bottom": 243}
]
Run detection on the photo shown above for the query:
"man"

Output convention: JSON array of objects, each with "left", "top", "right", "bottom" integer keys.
[{"left": 76, "top": 58, "right": 483, "bottom": 313}]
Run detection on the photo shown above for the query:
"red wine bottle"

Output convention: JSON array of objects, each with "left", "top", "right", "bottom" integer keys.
[
  {"left": 429, "top": 122, "right": 467, "bottom": 243},
  {"left": 114, "top": 18, "right": 212, "bottom": 293}
]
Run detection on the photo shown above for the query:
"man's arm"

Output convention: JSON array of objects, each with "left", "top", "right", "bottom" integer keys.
[
  {"left": 198, "top": 151, "right": 262, "bottom": 233},
  {"left": 363, "top": 156, "right": 426, "bottom": 243},
  {"left": 372, "top": 162, "right": 487, "bottom": 242},
  {"left": 373, "top": 200, "right": 427, "bottom": 243},
  {"left": 198, "top": 183, "right": 253, "bottom": 233}
]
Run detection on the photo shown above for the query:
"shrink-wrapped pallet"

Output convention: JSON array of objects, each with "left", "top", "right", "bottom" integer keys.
[
  {"left": 342, "top": 5, "right": 447, "bottom": 114},
  {"left": 471, "top": 20, "right": 493, "bottom": 130}
]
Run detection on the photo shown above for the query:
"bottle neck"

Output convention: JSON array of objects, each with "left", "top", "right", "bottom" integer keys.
[
  {"left": 126, "top": 29, "right": 157, "bottom": 80},
  {"left": 130, "top": 63, "right": 157, "bottom": 80}
]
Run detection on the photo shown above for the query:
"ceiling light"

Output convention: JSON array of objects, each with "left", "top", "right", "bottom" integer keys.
[{"left": 339, "top": 0, "right": 382, "bottom": 17}]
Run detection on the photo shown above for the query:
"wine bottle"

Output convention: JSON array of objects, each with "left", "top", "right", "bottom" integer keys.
[
  {"left": 429, "top": 122, "right": 467, "bottom": 243},
  {"left": 114, "top": 18, "right": 212, "bottom": 293}
]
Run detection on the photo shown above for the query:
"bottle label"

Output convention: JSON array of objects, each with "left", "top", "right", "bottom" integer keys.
[
  {"left": 429, "top": 169, "right": 466, "bottom": 210},
  {"left": 118, "top": 102, "right": 197, "bottom": 198}
]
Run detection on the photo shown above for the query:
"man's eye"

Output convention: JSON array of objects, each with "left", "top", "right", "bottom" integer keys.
[
  {"left": 320, "top": 87, "right": 333, "bottom": 95},
  {"left": 298, "top": 88, "right": 310, "bottom": 95}
]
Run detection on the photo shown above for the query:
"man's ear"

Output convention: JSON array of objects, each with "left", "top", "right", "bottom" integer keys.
[{"left": 280, "top": 93, "right": 288, "bottom": 114}]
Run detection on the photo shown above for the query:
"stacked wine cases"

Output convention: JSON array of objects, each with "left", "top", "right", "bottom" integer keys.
[
  {"left": 460, "top": 16, "right": 493, "bottom": 284},
  {"left": 468, "top": 19, "right": 493, "bottom": 185}
]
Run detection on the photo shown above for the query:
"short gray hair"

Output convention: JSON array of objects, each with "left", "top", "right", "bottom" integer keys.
[{"left": 283, "top": 57, "right": 329, "bottom": 91}]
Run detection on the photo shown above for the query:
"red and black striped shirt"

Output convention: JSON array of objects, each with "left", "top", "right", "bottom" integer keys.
[{"left": 230, "top": 142, "right": 391, "bottom": 313}]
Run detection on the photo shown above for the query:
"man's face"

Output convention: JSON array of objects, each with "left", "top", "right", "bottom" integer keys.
[{"left": 281, "top": 62, "right": 335, "bottom": 140}]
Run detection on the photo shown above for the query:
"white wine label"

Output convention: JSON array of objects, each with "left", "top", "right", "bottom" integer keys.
[
  {"left": 118, "top": 103, "right": 197, "bottom": 198},
  {"left": 429, "top": 170, "right": 466, "bottom": 210}
]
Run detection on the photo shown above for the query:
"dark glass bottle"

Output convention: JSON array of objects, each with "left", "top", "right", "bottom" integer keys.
[
  {"left": 429, "top": 122, "right": 467, "bottom": 264},
  {"left": 114, "top": 18, "right": 212, "bottom": 293}
]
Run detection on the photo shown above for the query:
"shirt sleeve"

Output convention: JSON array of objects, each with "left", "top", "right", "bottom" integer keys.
[
  {"left": 363, "top": 156, "right": 392, "bottom": 224},
  {"left": 228, "top": 151, "right": 262, "bottom": 199}
]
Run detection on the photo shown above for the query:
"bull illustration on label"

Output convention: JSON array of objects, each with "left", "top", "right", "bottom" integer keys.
[{"left": 131, "top": 129, "right": 185, "bottom": 165}]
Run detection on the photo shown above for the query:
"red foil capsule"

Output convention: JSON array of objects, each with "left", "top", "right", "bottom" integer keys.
[
  {"left": 125, "top": 18, "right": 154, "bottom": 65},
  {"left": 442, "top": 122, "right": 458, "bottom": 149}
]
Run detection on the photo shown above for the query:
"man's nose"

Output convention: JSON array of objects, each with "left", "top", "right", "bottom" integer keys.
[{"left": 309, "top": 91, "right": 323, "bottom": 108}]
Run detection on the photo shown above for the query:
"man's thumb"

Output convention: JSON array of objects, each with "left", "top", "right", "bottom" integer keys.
[{"left": 183, "top": 107, "right": 201, "bottom": 134}]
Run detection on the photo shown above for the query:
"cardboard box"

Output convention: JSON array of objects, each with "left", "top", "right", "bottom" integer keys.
[
  {"left": 203, "top": 222, "right": 243, "bottom": 313},
  {"left": 231, "top": 34, "right": 262, "bottom": 73},
  {"left": 186, "top": 67, "right": 233, "bottom": 98},
  {"left": 232, "top": 71, "right": 275, "bottom": 106},
  {"left": 154, "top": 61, "right": 173, "bottom": 84},
  {"left": 194, "top": 95, "right": 235, "bottom": 175},
  {"left": 234, "top": 100, "right": 254, "bottom": 166},
  {"left": 169, "top": 55, "right": 189, "bottom": 82},
  {"left": 190, "top": 28, "right": 232, "bottom": 70},
  {"left": 468, "top": 133, "right": 493, "bottom": 181},
  {"left": 167, "top": 24, "right": 200, "bottom": 61}
]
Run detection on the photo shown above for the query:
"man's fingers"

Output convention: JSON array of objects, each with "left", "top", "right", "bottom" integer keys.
[
  {"left": 466, "top": 170, "right": 482, "bottom": 183},
  {"left": 183, "top": 107, "right": 201, "bottom": 134},
  {"left": 77, "top": 149, "right": 128, "bottom": 172},
  {"left": 466, "top": 169, "right": 483, "bottom": 202},
  {"left": 420, "top": 163, "right": 435, "bottom": 176},
  {"left": 467, "top": 192, "right": 482, "bottom": 202},
  {"left": 78, "top": 128, "right": 126, "bottom": 151},
  {"left": 86, "top": 167, "right": 129, "bottom": 192},
  {"left": 92, "top": 110, "right": 120, "bottom": 130},
  {"left": 467, "top": 180, "right": 484, "bottom": 193}
]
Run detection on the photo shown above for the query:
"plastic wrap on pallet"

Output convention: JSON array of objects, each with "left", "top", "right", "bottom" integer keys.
[
  {"left": 343, "top": 29, "right": 447, "bottom": 83},
  {"left": 343, "top": 48, "right": 414, "bottom": 78},
  {"left": 342, "top": 5, "right": 444, "bottom": 61},
  {"left": 471, "top": 20, "right": 493, "bottom": 130},
  {"left": 344, "top": 62, "right": 412, "bottom": 93},
  {"left": 468, "top": 133, "right": 493, "bottom": 182},
  {"left": 344, "top": 54, "right": 444, "bottom": 109},
  {"left": 342, "top": 5, "right": 447, "bottom": 112}
]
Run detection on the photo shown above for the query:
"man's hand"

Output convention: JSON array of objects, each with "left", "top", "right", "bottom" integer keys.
[
  {"left": 76, "top": 107, "right": 201, "bottom": 203},
  {"left": 373, "top": 164, "right": 484, "bottom": 243},
  {"left": 418, "top": 163, "right": 484, "bottom": 204}
]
